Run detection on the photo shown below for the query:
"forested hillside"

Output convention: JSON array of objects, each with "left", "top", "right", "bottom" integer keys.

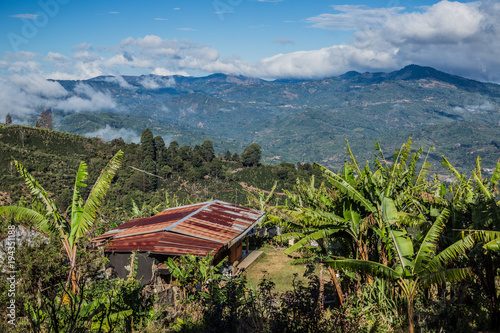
[
  {"left": 18, "top": 65, "right": 498, "bottom": 172},
  {"left": 0, "top": 124, "right": 321, "bottom": 216}
]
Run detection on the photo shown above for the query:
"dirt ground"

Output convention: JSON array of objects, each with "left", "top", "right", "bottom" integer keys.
[{"left": 243, "top": 244, "right": 325, "bottom": 291}]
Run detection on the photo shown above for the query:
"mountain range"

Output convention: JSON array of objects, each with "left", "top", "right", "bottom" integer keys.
[{"left": 49, "top": 64, "right": 500, "bottom": 172}]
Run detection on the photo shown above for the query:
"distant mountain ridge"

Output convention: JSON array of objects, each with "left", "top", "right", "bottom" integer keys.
[{"left": 50, "top": 64, "right": 500, "bottom": 172}]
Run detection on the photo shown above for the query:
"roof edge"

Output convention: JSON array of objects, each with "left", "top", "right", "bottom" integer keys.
[{"left": 225, "top": 212, "right": 266, "bottom": 249}]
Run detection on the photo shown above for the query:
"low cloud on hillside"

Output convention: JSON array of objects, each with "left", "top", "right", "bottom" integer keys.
[
  {"left": 0, "top": 74, "right": 117, "bottom": 121},
  {"left": 83, "top": 125, "right": 140, "bottom": 143}
]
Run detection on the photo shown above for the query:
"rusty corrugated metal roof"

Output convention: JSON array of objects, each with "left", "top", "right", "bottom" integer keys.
[
  {"left": 102, "top": 232, "right": 224, "bottom": 257},
  {"left": 93, "top": 200, "right": 265, "bottom": 256}
]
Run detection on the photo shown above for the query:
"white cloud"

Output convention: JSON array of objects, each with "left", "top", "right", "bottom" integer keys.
[
  {"left": 306, "top": 5, "right": 404, "bottom": 31},
  {"left": 9, "top": 14, "right": 39, "bottom": 20},
  {"left": 154, "top": 18, "right": 168, "bottom": 21},
  {"left": 298, "top": 0, "right": 499, "bottom": 81},
  {"left": 10, "top": 74, "right": 68, "bottom": 98},
  {"left": 274, "top": 38, "right": 295, "bottom": 45},
  {"left": 103, "top": 75, "right": 137, "bottom": 90},
  {"left": 72, "top": 43, "right": 93, "bottom": 51},
  {"left": 44, "top": 52, "right": 69, "bottom": 62},
  {"left": 84, "top": 125, "right": 140, "bottom": 143},
  {"left": 138, "top": 76, "right": 176, "bottom": 89},
  {"left": 152, "top": 67, "right": 189, "bottom": 76},
  {"left": 54, "top": 83, "right": 116, "bottom": 112},
  {"left": 72, "top": 51, "right": 102, "bottom": 62},
  {"left": 0, "top": 75, "right": 68, "bottom": 120},
  {"left": 2, "top": 1, "right": 500, "bottom": 82},
  {"left": 382, "top": 1, "right": 483, "bottom": 44},
  {"left": 4, "top": 51, "right": 40, "bottom": 61},
  {"left": 0, "top": 74, "right": 117, "bottom": 121},
  {"left": 5, "top": 61, "right": 42, "bottom": 74}
]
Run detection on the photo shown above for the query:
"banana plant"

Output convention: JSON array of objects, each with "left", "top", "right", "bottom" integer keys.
[
  {"left": 0, "top": 150, "right": 123, "bottom": 292},
  {"left": 442, "top": 156, "right": 500, "bottom": 328},
  {"left": 325, "top": 199, "right": 499, "bottom": 333},
  {"left": 166, "top": 252, "right": 226, "bottom": 299}
]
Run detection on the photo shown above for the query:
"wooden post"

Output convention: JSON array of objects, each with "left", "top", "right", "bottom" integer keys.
[
  {"left": 327, "top": 266, "right": 344, "bottom": 306},
  {"left": 246, "top": 233, "right": 250, "bottom": 256}
]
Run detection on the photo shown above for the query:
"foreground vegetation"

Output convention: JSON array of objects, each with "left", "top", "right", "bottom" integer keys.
[{"left": 0, "top": 125, "right": 499, "bottom": 332}]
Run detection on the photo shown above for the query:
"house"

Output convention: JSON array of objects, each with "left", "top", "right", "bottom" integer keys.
[{"left": 92, "top": 200, "right": 265, "bottom": 285}]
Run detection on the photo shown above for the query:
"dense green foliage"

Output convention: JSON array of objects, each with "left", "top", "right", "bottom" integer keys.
[
  {"left": 241, "top": 143, "right": 262, "bottom": 167},
  {"left": 1, "top": 124, "right": 499, "bottom": 332},
  {"left": 272, "top": 139, "right": 500, "bottom": 332}
]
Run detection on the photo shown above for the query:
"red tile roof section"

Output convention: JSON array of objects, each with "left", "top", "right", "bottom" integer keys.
[{"left": 93, "top": 201, "right": 265, "bottom": 256}]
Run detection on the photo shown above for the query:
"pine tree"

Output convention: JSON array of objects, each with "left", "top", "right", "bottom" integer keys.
[
  {"left": 224, "top": 150, "right": 231, "bottom": 161},
  {"left": 201, "top": 140, "right": 215, "bottom": 162},
  {"left": 141, "top": 157, "right": 157, "bottom": 191},
  {"left": 178, "top": 145, "right": 192, "bottom": 161},
  {"left": 140, "top": 128, "right": 156, "bottom": 161},
  {"left": 154, "top": 136, "right": 167, "bottom": 165},
  {"left": 5, "top": 113, "right": 12, "bottom": 125},
  {"left": 167, "top": 141, "right": 179, "bottom": 161}
]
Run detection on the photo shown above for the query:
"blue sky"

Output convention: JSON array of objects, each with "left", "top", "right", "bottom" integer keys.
[
  {"left": 1, "top": 0, "right": 439, "bottom": 61},
  {"left": 2, "top": 0, "right": 497, "bottom": 82}
]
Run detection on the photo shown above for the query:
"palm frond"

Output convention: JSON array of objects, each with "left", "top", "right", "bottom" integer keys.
[
  {"left": 13, "top": 160, "right": 69, "bottom": 233},
  {"left": 345, "top": 139, "right": 362, "bottom": 175},
  {"left": 0, "top": 206, "right": 52, "bottom": 233},
  {"left": 75, "top": 150, "right": 123, "bottom": 243},
  {"left": 414, "top": 208, "right": 449, "bottom": 274},
  {"left": 274, "top": 232, "right": 306, "bottom": 243},
  {"left": 464, "top": 230, "right": 500, "bottom": 251},
  {"left": 315, "top": 163, "right": 375, "bottom": 213},
  {"left": 425, "top": 233, "right": 476, "bottom": 273},
  {"left": 283, "top": 228, "right": 341, "bottom": 255},
  {"left": 490, "top": 157, "right": 500, "bottom": 185},
  {"left": 442, "top": 157, "right": 470, "bottom": 190},
  {"left": 471, "top": 170, "right": 494, "bottom": 200},
  {"left": 70, "top": 161, "right": 88, "bottom": 243},
  {"left": 420, "top": 267, "right": 472, "bottom": 288},
  {"left": 401, "top": 137, "right": 413, "bottom": 165},
  {"left": 415, "top": 147, "right": 432, "bottom": 186},
  {"left": 324, "top": 259, "right": 401, "bottom": 281},
  {"left": 484, "top": 238, "right": 500, "bottom": 251},
  {"left": 383, "top": 198, "right": 414, "bottom": 270},
  {"left": 474, "top": 156, "right": 482, "bottom": 179},
  {"left": 303, "top": 209, "right": 346, "bottom": 225},
  {"left": 384, "top": 142, "right": 406, "bottom": 197}
]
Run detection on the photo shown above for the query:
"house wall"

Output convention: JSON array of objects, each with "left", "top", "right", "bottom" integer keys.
[
  {"left": 106, "top": 252, "right": 156, "bottom": 285},
  {"left": 229, "top": 239, "right": 243, "bottom": 263}
]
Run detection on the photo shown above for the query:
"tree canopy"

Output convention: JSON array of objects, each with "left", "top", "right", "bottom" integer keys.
[{"left": 241, "top": 142, "right": 261, "bottom": 167}]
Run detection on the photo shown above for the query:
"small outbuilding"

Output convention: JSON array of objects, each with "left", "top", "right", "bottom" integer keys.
[{"left": 92, "top": 200, "right": 265, "bottom": 285}]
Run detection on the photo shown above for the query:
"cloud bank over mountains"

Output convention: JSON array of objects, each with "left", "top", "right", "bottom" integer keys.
[
  {"left": 1, "top": 1, "right": 498, "bottom": 83},
  {"left": 0, "top": 0, "right": 499, "bottom": 124}
]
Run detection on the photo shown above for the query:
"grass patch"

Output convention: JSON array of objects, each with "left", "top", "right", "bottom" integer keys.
[{"left": 243, "top": 244, "right": 318, "bottom": 292}]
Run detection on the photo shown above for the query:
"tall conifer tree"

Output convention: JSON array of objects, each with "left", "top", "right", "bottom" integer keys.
[{"left": 140, "top": 128, "right": 156, "bottom": 161}]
